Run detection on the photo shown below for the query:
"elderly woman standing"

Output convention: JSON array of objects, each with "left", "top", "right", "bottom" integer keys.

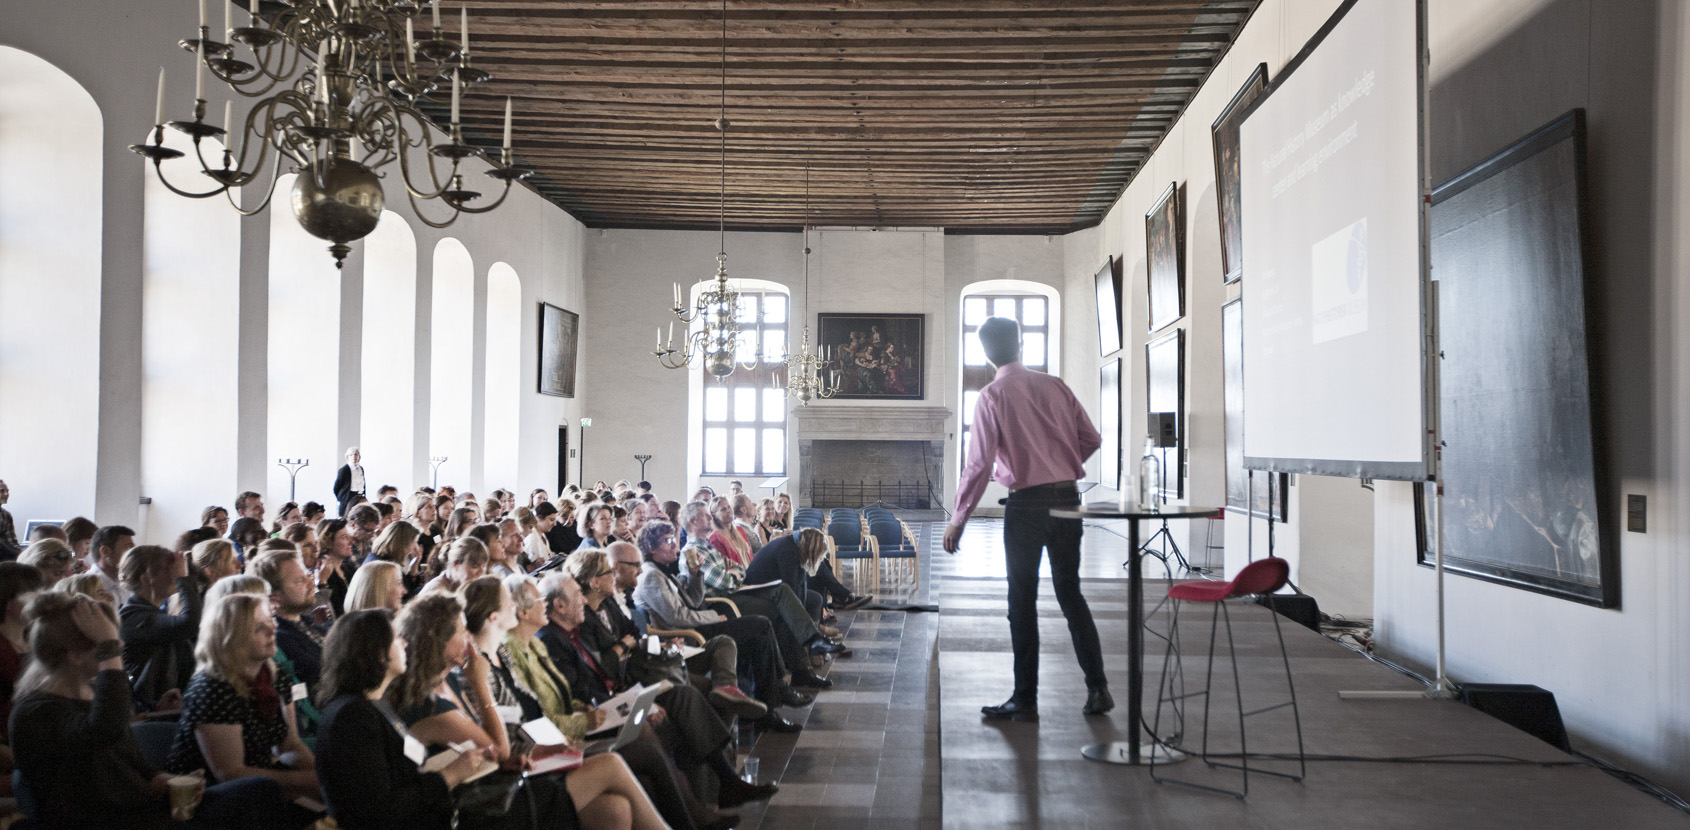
[{"left": 165, "top": 593, "right": 318, "bottom": 805}]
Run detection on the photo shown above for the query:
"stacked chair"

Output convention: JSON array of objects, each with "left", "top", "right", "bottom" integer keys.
[
  {"left": 863, "top": 506, "right": 921, "bottom": 594},
  {"left": 824, "top": 508, "right": 878, "bottom": 592}
]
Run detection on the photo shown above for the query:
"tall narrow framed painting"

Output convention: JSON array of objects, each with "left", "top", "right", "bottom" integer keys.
[
  {"left": 1095, "top": 256, "right": 1123, "bottom": 355},
  {"left": 1146, "top": 182, "right": 1185, "bottom": 333},
  {"left": 1099, "top": 358, "right": 1122, "bottom": 490},
  {"left": 538, "top": 302, "right": 579, "bottom": 398},
  {"left": 1213, "top": 63, "right": 1269, "bottom": 285},
  {"left": 1145, "top": 328, "right": 1185, "bottom": 500}
]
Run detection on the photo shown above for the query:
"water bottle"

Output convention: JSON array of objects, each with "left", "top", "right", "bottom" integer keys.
[{"left": 1139, "top": 438, "right": 1161, "bottom": 510}]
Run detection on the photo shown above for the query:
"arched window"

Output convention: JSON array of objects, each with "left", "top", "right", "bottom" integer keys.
[
  {"left": 361, "top": 211, "right": 417, "bottom": 491},
  {"left": 697, "top": 282, "right": 789, "bottom": 478},
  {"left": 429, "top": 238, "right": 474, "bottom": 489},
  {"left": 0, "top": 47, "right": 102, "bottom": 524},
  {"left": 483, "top": 263, "right": 522, "bottom": 490},
  {"left": 268, "top": 174, "right": 342, "bottom": 505},
  {"left": 957, "top": 281, "right": 1061, "bottom": 472},
  {"left": 141, "top": 131, "right": 240, "bottom": 541}
]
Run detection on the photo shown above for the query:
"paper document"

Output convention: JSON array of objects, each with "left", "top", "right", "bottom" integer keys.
[
  {"left": 678, "top": 644, "right": 704, "bottom": 660},
  {"left": 422, "top": 742, "right": 500, "bottom": 784}
]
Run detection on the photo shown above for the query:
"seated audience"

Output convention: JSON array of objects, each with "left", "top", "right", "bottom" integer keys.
[
  {"left": 201, "top": 505, "right": 231, "bottom": 537},
  {"left": 119, "top": 544, "right": 202, "bottom": 706},
  {"left": 420, "top": 537, "right": 489, "bottom": 596},
  {"left": 301, "top": 502, "right": 327, "bottom": 528},
  {"left": 61, "top": 516, "right": 98, "bottom": 562},
  {"left": 345, "top": 560, "right": 404, "bottom": 613},
  {"left": 315, "top": 519, "right": 354, "bottom": 616},
  {"left": 229, "top": 518, "right": 267, "bottom": 563},
  {"left": 578, "top": 504, "right": 617, "bottom": 551},
  {"left": 165, "top": 593, "right": 319, "bottom": 806},
  {"left": 629, "top": 522, "right": 808, "bottom": 732},
  {"left": 54, "top": 571, "right": 115, "bottom": 606},
  {"left": 91, "top": 524, "right": 136, "bottom": 606},
  {"left": 189, "top": 538, "right": 242, "bottom": 600},
  {"left": 10, "top": 591, "right": 291, "bottom": 830},
  {"left": 174, "top": 526, "right": 220, "bottom": 556},
  {"left": 387, "top": 593, "right": 671, "bottom": 830},
  {"left": 0, "top": 562, "right": 46, "bottom": 740},
  {"left": 250, "top": 550, "right": 323, "bottom": 687},
  {"left": 744, "top": 528, "right": 830, "bottom": 622},
  {"left": 21, "top": 539, "right": 77, "bottom": 584},
  {"left": 271, "top": 502, "right": 302, "bottom": 536},
  {"left": 548, "top": 499, "right": 584, "bottom": 554}
]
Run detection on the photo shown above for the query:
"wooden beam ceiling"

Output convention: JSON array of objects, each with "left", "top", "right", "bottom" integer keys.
[{"left": 444, "top": 0, "right": 1259, "bottom": 232}]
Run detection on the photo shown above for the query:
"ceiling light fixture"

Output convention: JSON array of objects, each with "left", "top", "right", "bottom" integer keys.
[
  {"left": 786, "top": 162, "right": 839, "bottom": 405},
  {"left": 131, "top": 0, "right": 532, "bottom": 268}
]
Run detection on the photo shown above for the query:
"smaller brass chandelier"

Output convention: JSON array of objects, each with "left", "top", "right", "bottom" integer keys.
[
  {"left": 653, "top": 0, "right": 757, "bottom": 378},
  {"left": 785, "top": 163, "right": 839, "bottom": 405}
]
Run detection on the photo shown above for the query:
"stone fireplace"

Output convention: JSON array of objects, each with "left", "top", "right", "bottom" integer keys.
[{"left": 794, "top": 405, "right": 951, "bottom": 508}]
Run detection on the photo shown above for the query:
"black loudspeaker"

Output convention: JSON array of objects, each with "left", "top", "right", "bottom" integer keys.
[
  {"left": 1460, "top": 684, "right": 1572, "bottom": 753},
  {"left": 1255, "top": 593, "right": 1320, "bottom": 632},
  {"left": 1149, "top": 412, "right": 1177, "bottom": 447}
]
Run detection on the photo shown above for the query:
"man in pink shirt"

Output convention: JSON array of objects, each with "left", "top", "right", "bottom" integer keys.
[{"left": 943, "top": 317, "right": 1112, "bottom": 722}]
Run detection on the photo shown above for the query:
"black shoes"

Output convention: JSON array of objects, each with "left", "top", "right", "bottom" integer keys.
[
  {"left": 755, "top": 714, "right": 803, "bottom": 733},
  {"left": 836, "top": 594, "right": 872, "bottom": 611},
  {"left": 718, "top": 778, "right": 779, "bottom": 809},
  {"left": 779, "top": 686, "right": 815, "bottom": 708},
  {"left": 791, "top": 668, "right": 833, "bottom": 689},
  {"left": 1083, "top": 687, "right": 1114, "bottom": 716},
  {"left": 981, "top": 698, "right": 1038, "bottom": 722},
  {"left": 809, "top": 638, "right": 847, "bottom": 655}
]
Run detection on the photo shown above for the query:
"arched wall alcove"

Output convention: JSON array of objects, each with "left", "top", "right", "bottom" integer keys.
[
  {"left": 483, "top": 262, "right": 523, "bottom": 491},
  {"left": 267, "top": 173, "right": 342, "bottom": 506},
  {"left": 430, "top": 237, "right": 474, "bottom": 490},
  {"left": 684, "top": 277, "right": 792, "bottom": 488},
  {"left": 0, "top": 46, "right": 102, "bottom": 526},
  {"left": 140, "top": 130, "right": 240, "bottom": 541},
  {"left": 360, "top": 211, "right": 418, "bottom": 491}
]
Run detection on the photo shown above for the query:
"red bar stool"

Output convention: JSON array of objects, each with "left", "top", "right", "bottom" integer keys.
[{"left": 1150, "top": 556, "right": 1306, "bottom": 797}]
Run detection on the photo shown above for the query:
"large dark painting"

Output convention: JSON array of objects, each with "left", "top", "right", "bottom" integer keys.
[
  {"left": 1146, "top": 182, "right": 1184, "bottom": 333},
  {"left": 1094, "top": 256, "right": 1123, "bottom": 355},
  {"left": 1145, "top": 328, "right": 1184, "bottom": 500},
  {"left": 1222, "top": 298, "right": 1288, "bottom": 520},
  {"left": 538, "top": 302, "right": 578, "bottom": 397},
  {"left": 1213, "top": 63, "right": 1268, "bottom": 285},
  {"left": 1099, "top": 359, "right": 1121, "bottom": 490},
  {"left": 1418, "top": 109, "right": 1613, "bottom": 607},
  {"left": 817, "top": 313, "right": 924, "bottom": 400}
]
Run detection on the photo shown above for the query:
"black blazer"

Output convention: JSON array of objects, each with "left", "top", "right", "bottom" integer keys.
[
  {"left": 119, "top": 577, "right": 203, "bottom": 705},
  {"left": 333, "top": 464, "right": 363, "bottom": 517},
  {"left": 316, "top": 695, "right": 454, "bottom": 830},
  {"left": 538, "top": 623, "right": 613, "bottom": 706},
  {"left": 745, "top": 533, "right": 810, "bottom": 599}
]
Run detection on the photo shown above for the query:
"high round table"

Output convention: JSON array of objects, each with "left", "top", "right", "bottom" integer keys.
[{"left": 1049, "top": 501, "right": 1223, "bottom": 765}]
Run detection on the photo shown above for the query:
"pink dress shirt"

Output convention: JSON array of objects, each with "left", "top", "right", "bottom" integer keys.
[{"left": 952, "top": 362, "right": 1102, "bottom": 526}]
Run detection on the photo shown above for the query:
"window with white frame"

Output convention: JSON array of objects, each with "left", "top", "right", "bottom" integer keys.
[
  {"left": 958, "top": 293, "right": 1050, "bottom": 471},
  {"left": 701, "top": 291, "right": 788, "bottom": 476}
]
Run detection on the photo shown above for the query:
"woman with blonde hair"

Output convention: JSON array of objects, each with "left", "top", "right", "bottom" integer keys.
[
  {"left": 12, "top": 591, "right": 291, "bottom": 829},
  {"left": 190, "top": 538, "right": 242, "bottom": 592},
  {"left": 420, "top": 537, "right": 489, "bottom": 596},
  {"left": 549, "top": 498, "right": 583, "bottom": 553},
  {"left": 165, "top": 592, "right": 320, "bottom": 810},
  {"left": 54, "top": 571, "right": 113, "bottom": 606},
  {"left": 204, "top": 574, "right": 270, "bottom": 607},
  {"left": 345, "top": 560, "right": 404, "bottom": 613},
  {"left": 577, "top": 503, "right": 617, "bottom": 551},
  {"left": 706, "top": 498, "right": 753, "bottom": 568},
  {"left": 118, "top": 544, "right": 202, "bottom": 706},
  {"left": 20, "top": 538, "right": 77, "bottom": 585}
]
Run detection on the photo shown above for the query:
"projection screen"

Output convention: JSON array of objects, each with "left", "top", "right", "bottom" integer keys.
[{"left": 1239, "top": 0, "right": 1428, "bottom": 480}]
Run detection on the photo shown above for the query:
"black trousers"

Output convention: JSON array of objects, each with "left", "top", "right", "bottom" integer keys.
[
  {"left": 694, "top": 614, "right": 786, "bottom": 707},
  {"left": 1003, "top": 485, "right": 1107, "bottom": 704},
  {"left": 812, "top": 560, "right": 852, "bottom": 603}
]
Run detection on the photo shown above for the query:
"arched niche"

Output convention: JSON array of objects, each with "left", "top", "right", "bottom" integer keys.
[
  {"left": 267, "top": 173, "right": 342, "bottom": 506},
  {"left": 141, "top": 130, "right": 241, "bottom": 541},
  {"left": 0, "top": 46, "right": 102, "bottom": 526},
  {"left": 483, "top": 262, "right": 522, "bottom": 491},
  {"left": 429, "top": 237, "right": 474, "bottom": 490},
  {"left": 361, "top": 211, "right": 418, "bottom": 491}
]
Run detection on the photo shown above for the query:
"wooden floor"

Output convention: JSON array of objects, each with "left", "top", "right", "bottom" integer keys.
[{"left": 726, "top": 517, "right": 1687, "bottom": 829}]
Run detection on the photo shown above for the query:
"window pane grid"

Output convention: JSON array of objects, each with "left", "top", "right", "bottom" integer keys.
[
  {"left": 700, "top": 290, "right": 789, "bottom": 476},
  {"left": 959, "top": 293, "right": 1053, "bottom": 474}
]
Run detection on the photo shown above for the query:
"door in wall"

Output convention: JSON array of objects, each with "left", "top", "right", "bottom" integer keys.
[{"left": 557, "top": 425, "right": 570, "bottom": 494}]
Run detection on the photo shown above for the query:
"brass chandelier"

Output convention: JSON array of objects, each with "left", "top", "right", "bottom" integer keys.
[
  {"left": 130, "top": 0, "right": 531, "bottom": 268},
  {"left": 785, "top": 162, "right": 839, "bottom": 405},
  {"left": 653, "top": 0, "right": 756, "bottom": 378}
]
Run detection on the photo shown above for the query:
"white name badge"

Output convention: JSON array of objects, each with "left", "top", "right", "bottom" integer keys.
[
  {"left": 291, "top": 683, "right": 308, "bottom": 703},
  {"left": 403, "top": 733, "right": 427, "bottom": 766}
]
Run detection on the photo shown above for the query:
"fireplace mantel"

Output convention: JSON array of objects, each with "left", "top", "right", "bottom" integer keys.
[{"left": 793, "top": 405, "right": 952, "bottom": 441}]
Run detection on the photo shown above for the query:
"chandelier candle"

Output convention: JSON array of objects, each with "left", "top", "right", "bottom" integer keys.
[
  {"left": 503, "top": 97, "right": 511, "bottom": 152},
  {"left": 432, "top": 0, "right": 440, "bottom": 30},
  {"left": 461, "top": 8, "right": 468, "bottom": 52},
  {"left": 155, "top": 67, "right": 165, "bottom": 126}
]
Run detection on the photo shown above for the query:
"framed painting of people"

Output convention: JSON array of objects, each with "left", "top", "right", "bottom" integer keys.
[{"left": 817, "top": 313, "right": 925, "bottom": 401}]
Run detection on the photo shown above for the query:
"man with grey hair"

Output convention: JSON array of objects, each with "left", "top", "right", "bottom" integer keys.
[
  {"left": 333, "top": 447, "right": 365, "bottom": 517},
  {"left": 945, "top": 316, "right": 1110, "bottom": 722},
  {"left": 631, "top": 519, "right": 809, "bottom": 732}
]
